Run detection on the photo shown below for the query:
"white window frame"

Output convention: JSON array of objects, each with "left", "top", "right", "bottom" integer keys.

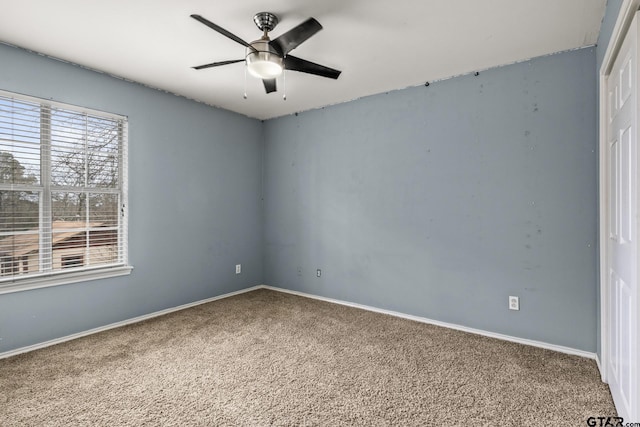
[{"left": 0, "top": 90, "right": 132, "bottom": 295}]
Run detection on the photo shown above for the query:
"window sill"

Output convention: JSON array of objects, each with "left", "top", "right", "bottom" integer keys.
[{"left": 0, "top": 266, "right": 134, "bottom": 295}]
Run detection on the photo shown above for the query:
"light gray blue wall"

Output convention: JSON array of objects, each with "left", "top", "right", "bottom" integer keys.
[
  {"left": 0, "top": 42, "right": 602, "bottom": 355},
  {"left": 597, "top": 0, "right": 624, "bottom": 71},
  {"left": 263, "top": 48, "right": 598, "bottom": 351},
  {"left": 0, "top": 43, "right": 264, "bottom": 353},
  {"left": 595, "top": 0, "right": 624, "bottom": 358}
]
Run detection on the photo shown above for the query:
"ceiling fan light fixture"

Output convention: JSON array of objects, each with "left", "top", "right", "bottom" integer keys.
[
  {"left": 246, "top": 55, "right": 283, "bottom": 79},
  {"left": 246, "top": 40, "right": 284, "bottom": 79},
  {"left": 191, "top": 13, "right": 341, "bottom": 93}
]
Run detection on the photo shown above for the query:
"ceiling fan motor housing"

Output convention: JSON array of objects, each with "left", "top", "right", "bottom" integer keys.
[{"left": 246, "top": 39, "right": 284, "bottom": 79}]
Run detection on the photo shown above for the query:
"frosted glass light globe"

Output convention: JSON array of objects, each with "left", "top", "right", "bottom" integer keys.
[{"left": 246, "top": 40, "right": 283, "bottom": 79}]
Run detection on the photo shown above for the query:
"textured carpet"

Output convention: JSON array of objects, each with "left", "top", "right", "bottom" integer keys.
[{"left": 0, "top": 289, "right": 616, "bottom": 426}]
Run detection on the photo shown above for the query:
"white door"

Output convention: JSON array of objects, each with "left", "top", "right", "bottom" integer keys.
[{"left": 606, "top": 11, "right": 639, "bottom": 422}]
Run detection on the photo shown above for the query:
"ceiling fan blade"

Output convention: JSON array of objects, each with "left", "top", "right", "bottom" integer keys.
[
  {"left": 190, "top": 14, "right": 253, "bottom": 49},
  {"left": 192, "top": 59, "right": 244, "bottom": 70},
  {"left": 284, "top": 55, "right": 341, "bottom": 79},
  {"left": 270, "top": 18, "right": 323, "bottom": 56},
  {"left": 263, "top": 79, "right": 277, "bottom": 94}
]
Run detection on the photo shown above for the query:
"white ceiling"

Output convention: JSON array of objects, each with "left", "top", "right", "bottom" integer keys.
[{"left": 0, "top": 0, "right": 606, "bottom": 120}]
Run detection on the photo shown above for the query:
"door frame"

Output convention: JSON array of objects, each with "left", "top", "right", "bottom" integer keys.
[{"left": 599, "top": 0, "right": 640, "bottom": 383}]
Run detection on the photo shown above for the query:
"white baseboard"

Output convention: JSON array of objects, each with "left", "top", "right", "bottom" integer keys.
[
  {"left": 1, "top": 283, "right": 597, "bottom": 362},
  {"left": 0, "top": 285, "right": 263, "bottom": 360},
  {"left": 261, "top": 285, "right": 597, "bottom": 360},
  {"left": 595, "top": 354, "right": 606, "bottom": 382}
]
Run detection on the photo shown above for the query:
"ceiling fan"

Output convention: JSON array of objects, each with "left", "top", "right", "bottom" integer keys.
[{"left": 190, "top": 12, "right": 342, "bottom": 94}]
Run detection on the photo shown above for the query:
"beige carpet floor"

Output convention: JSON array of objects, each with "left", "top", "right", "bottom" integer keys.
[{"left": 0, "top": 289, "right": 616, "bottom": 426}]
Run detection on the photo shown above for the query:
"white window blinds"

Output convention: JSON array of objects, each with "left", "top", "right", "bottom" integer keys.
[{"left": 0, "top": 90, "right": 128, "bottom": 286}]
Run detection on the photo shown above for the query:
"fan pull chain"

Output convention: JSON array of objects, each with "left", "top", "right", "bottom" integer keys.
[
  {"left": 243, "top": 66, "right": 248, "bottom": 100},
  {"left": 283, "top": 68, "right": 287, "bottom": 101}
]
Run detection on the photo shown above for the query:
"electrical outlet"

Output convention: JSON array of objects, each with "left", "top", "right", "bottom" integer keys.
[
  {"left": 509, "top": 296, "right": 519, "bottom": 311},
  {"left": 316, "top": 269, "right": 321, "bottom": 277},
  {"left": 235, "top": 264, "right": 241, "bottom": 274}
]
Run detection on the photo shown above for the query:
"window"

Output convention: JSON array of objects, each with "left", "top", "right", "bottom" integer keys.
[
  {"left": 61, "top": 254, "right": 84, "bottom": 269},
  {"left": 0, "top": 90, "right": 130, "bottom": 293}
]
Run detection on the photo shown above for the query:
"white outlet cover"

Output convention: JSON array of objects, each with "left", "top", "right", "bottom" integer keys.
[
  {"left": 235, "top": 264, "right": 241, "bottom": 274},
  {"left": 509, "top": 296, "right": 519, "bottom": 311}
]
